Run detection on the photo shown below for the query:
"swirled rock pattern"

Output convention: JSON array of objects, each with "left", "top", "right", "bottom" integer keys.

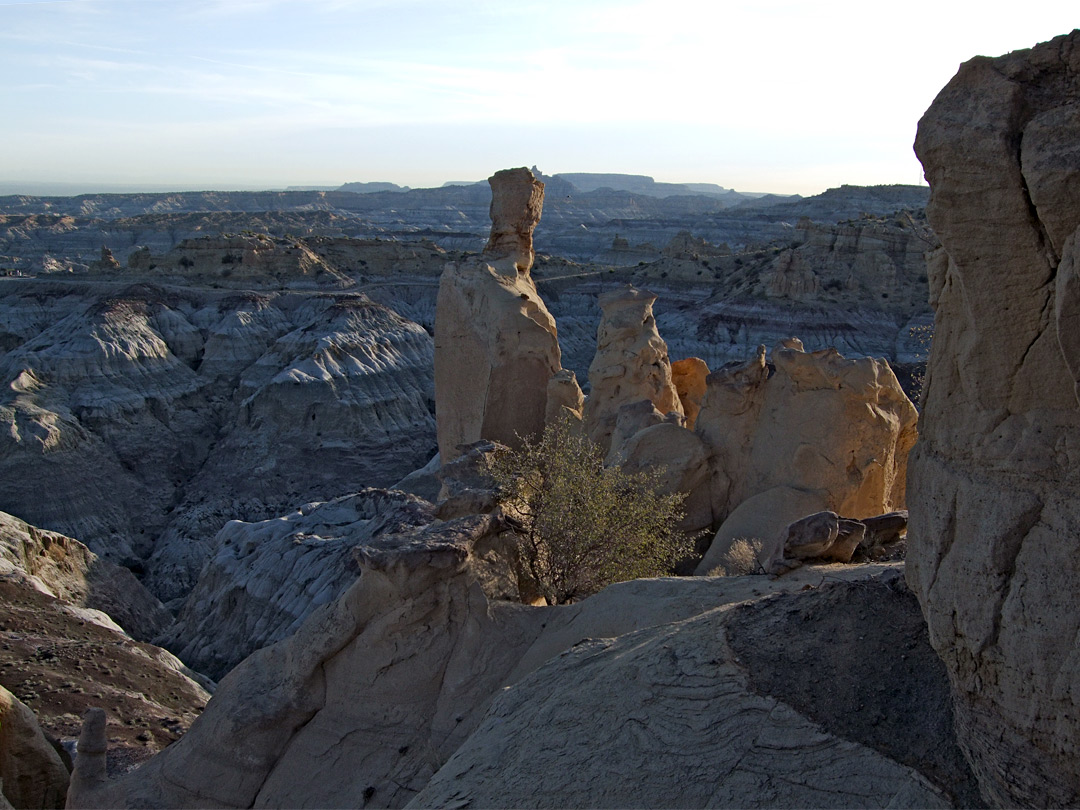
[
  {"left": 908, "top": 30, "right": 1080, "bottom": 808},
  {"left": 74, "top": 530, "right": 954, "bottom": 809}
]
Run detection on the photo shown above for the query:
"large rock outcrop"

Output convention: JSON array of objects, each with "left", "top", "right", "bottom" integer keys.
[
  {"left": 695, "top": 339, "right": 917, "bottom": 574},
  {"left": 908, "top": 30, "right": 1080, "bottom": 807},
  {"left": 434, "top": 168, "right": 561, "bottom": 463},
  {"left": 0, "top": 511, "right": 170, "bottom": 639},
  {"left": 163, "top": 489, "right": 518, "bottom": 679}
]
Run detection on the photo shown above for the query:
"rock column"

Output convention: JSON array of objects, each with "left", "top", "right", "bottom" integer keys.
[
  {"left": 583, "top": 285, "right": 683, "bottom": 453},
  {"left": 434, "top": 168, "right": 561, "bottom": 463}
]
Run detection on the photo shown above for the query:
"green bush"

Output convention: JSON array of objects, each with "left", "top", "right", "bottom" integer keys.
[{"left": 486, "top": 418, "right": 691, "bottom": 605}]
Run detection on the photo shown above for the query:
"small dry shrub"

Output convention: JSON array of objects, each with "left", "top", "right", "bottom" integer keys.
[
  {"left": 708, "top": 537, "right": 765, "bottom": 577},
  {"left": 485, "top": 416, "right": 692, "bottom": 605}
]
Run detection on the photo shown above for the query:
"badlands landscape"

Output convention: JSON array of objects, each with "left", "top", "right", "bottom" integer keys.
[{"left": 2, "top": 29, "right": 1080, "bottom": 810}]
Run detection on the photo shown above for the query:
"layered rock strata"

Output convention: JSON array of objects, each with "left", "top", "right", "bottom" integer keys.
[
  {"left": 909, "top": 30, "right": 1080, "bottom": 807},
  {"left": 0, "top": 282, "right": 437, "bottom": 605},
  {"left": 434, "top": 168, "right": 561, "bottom": 463}
]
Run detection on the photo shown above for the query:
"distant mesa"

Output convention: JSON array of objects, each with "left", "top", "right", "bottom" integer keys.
[{"left": 337, "top": 181, "right": 410, "bottom": 194}]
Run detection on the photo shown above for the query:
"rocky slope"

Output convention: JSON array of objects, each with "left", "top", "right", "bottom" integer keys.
[
  {"left": 0, "top": 516, "right": 213, "bottom": 787},
  {"left": 908, "top": 30, "right": 1080, "bottom": 807},
  {"left": 0, "top": 277, "right": 436, "bottom": 608}
]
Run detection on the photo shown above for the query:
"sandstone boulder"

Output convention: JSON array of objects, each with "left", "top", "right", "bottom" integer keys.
[
  {"left": 909, "top": 30, "right": 1080, "bottom": 807},
  {"left": 434, "top": 169, "right": 561, "bottom": 463},
  {"left": 609, "top": 418, "right": 713, "bottom": 534},
  {"left": 583, "top": 285, "right": 683, "bottom": 453},
  {"left": 695, "top": 340, "right": 917, "bottom": 574}
]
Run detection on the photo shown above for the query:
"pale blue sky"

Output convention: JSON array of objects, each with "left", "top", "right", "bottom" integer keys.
[{"left": 1, "top": 0, "right": 1076, "bottom": 194}]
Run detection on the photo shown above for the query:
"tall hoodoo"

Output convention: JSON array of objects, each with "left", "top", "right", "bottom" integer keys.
[
  {"left": 434, "top": 168, "right": 561, "bottom": 463},
  {"left": 583, "top": 285, "right": 683, "bottom": 453},
  {"left": 909, "top": 30, "right": 1080, "bottom": 808}
]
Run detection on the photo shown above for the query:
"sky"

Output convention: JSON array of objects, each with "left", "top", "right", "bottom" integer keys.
[{"left": 1, "top": 0, "right": 1076, "bottom": 196}]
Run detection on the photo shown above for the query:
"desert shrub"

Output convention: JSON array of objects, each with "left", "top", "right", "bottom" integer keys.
[
  {"left": 486, "top": 418, "right": 691, "bottom": 605},
  {"left": 707, "top": 537, "right": 765, "bottom": 577}
]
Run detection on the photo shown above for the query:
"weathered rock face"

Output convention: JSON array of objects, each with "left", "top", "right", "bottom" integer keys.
[
  {"left": 909, "top": 30, "right": 1080, "bottom": 808},
  {"left": 584, "top": 285, "right": 684, "bottom": 452},
  {"left": 670, "top": 356, "right": 709, "bottom": 430},
  {"left": 695, "top": 340, "right": 917, "bottom": 574},
  {"left": 160, "top": 490, "right": 436, "bottom": 679},
  {"left": 434, "top": 169, "right": 561, "bottom": 463},
  {"left": 544, "top": 368, "right": 584, "bottom": 426},
  {"left": 0, "top": 685, "right": 69, "bottom": 810}
]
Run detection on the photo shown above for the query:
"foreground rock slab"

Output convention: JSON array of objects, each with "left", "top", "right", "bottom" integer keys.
[
  {"left": 79, "top": 536, "right": 955, "bottom": 809},
  {"left": 0, "top": 685, "right": 69, "bottom": 810}
]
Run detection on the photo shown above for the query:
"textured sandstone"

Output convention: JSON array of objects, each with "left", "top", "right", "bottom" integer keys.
[
  {"left": 695, "top": 340, "right": 917, "bottom": 574},
  {"left": 411, "top": 587, "right": 947, "bottom": 810},
  {"left": 583, "top": 285, "right": 683, "bottom": 452},
  {"left": 434, "top": 169, "right": 561, "bottom": 463},
  {"left": 670, "top": 356, "right": 709, "bottom": 430},
  {"left": 482, "top": 167, "right": 545, "bottom": 274},
  {"left": 544, "top": 368, "right": 584, "bottom": 426},
  {"left": 609, "top": 417, "right": 714, "bottom": 534},
  {"left": 0, "top": 686, "right": 69, "bottom": 810},
  {"left": 909, "top": 30, "right": 1080, "bottom": 807}
]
